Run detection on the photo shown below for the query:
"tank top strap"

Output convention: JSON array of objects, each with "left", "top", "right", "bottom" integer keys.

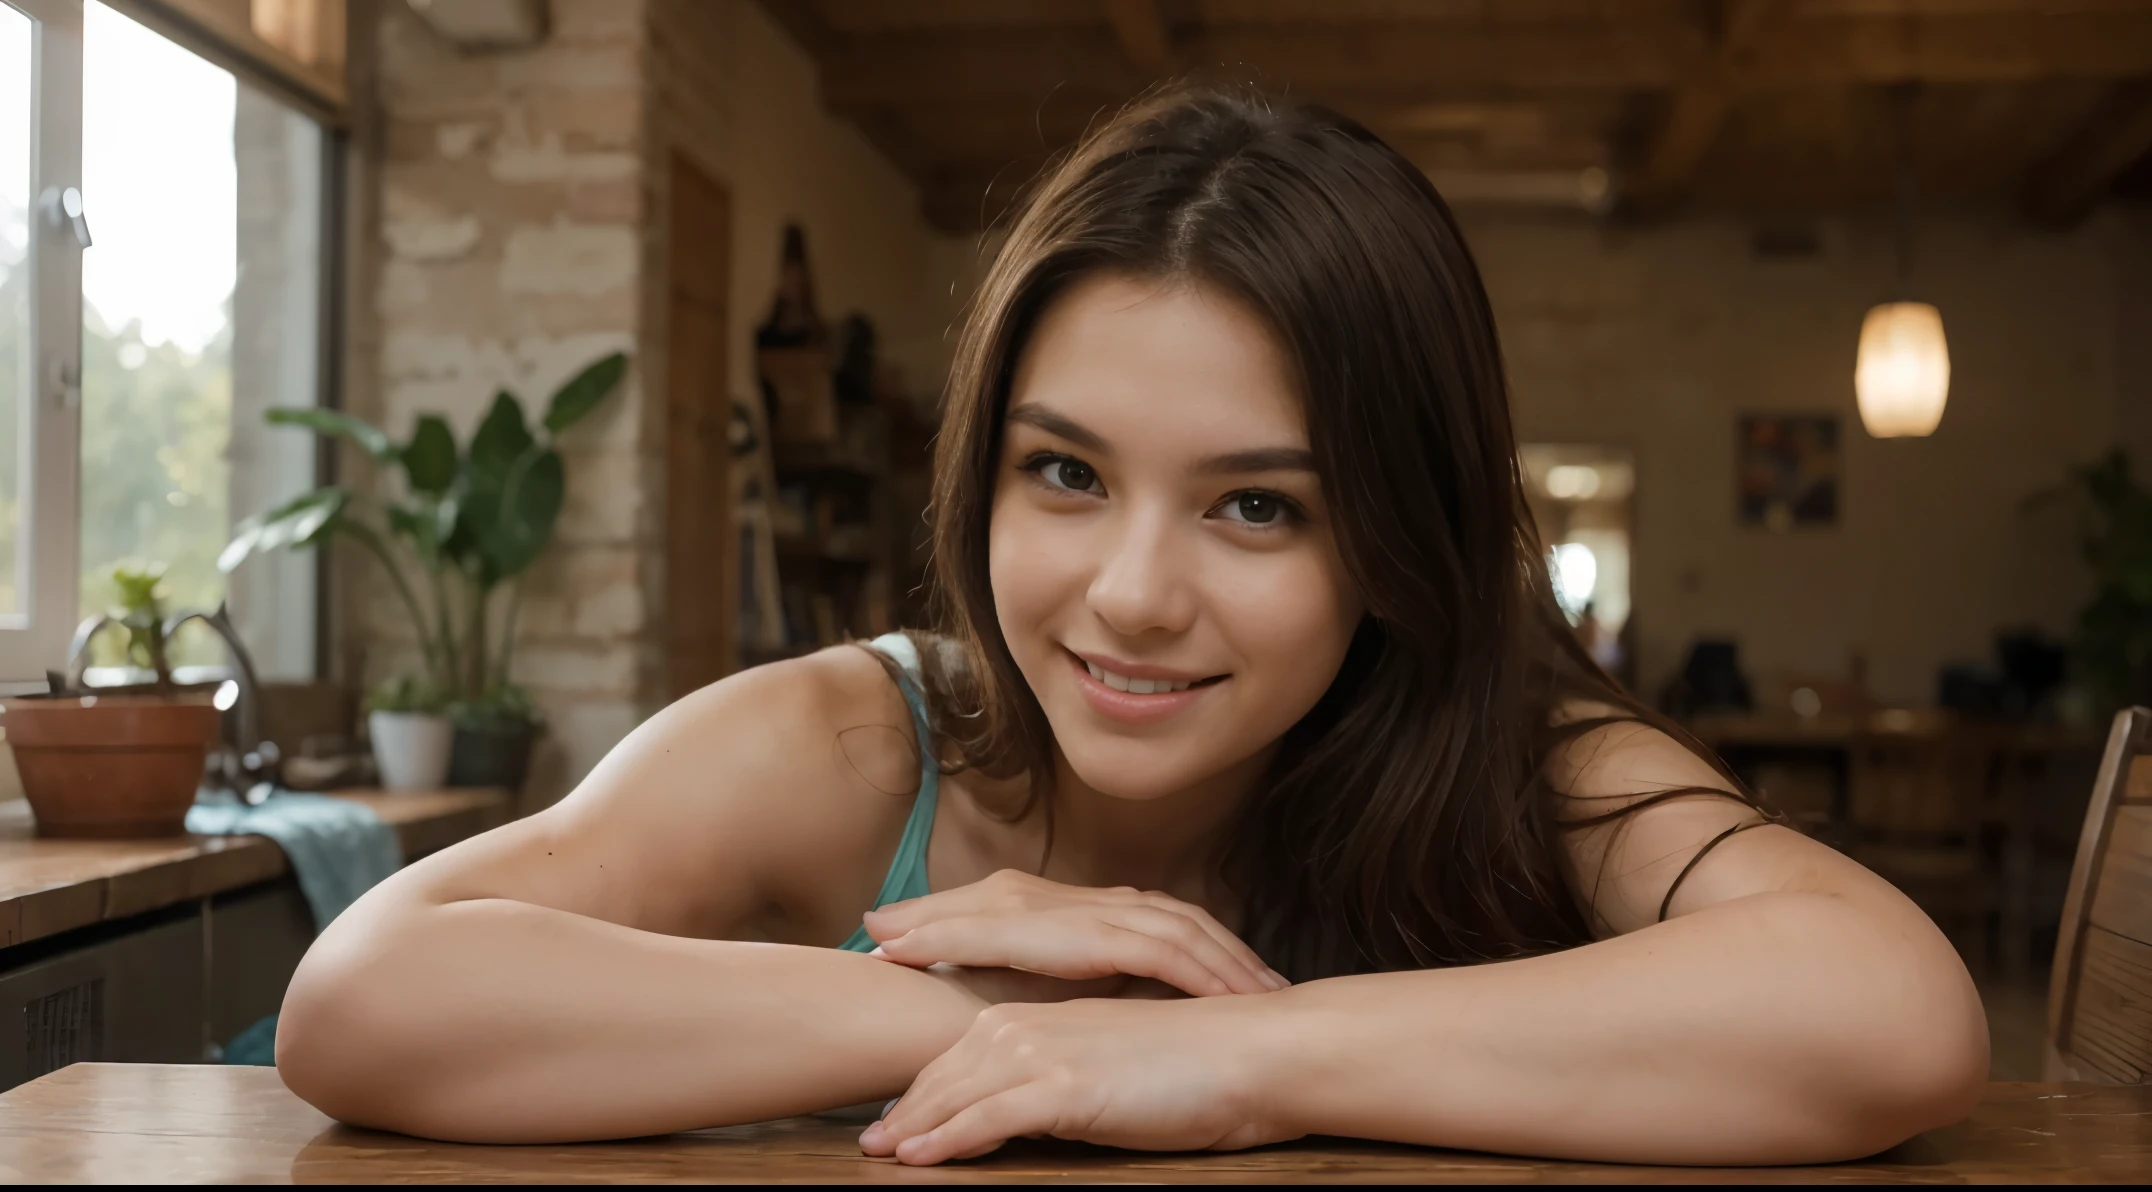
[{"left": 838, "top": 633, "right": 940, "bottom": 951}]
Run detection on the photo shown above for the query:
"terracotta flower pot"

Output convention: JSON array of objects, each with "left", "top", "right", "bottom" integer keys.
[{"left": 2, "top": 694, "right": 221, "bottom": 838}]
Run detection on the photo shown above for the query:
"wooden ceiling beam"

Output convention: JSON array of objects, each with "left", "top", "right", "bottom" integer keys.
[
  {"left": 1750, "top": 10, "right": 2152, "bottom": 86},
  {"left": 754, "top": 0, "right": 839, "bottom": 57},
  {"left": 1624, "top": 0, "right": 1786, "bottom": 217},
  {"left": 2021, "top": 80, "right": 2152, "bottom": 227},
  {"left": 820, "top": 25, "right": 1706, "bottom": 108},
  {"left": 1103, "top": 0, "right": 1176, "bottom": 74},
  {"left": 817, "top": 10, "right": 2152, "bottom": 109}
]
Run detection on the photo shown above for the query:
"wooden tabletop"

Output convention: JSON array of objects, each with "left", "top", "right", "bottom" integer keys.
[
  {"left": 0, "top": 790, "right": 510, "bottom": 949},
  {"left": 2, "top": 1065, "right": 2148, "bottom": 1183}
]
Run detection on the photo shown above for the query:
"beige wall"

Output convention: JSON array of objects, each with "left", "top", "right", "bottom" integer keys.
[
  {"left": 1466, "top": 205, "right": 2146, "bottom": 706},
  {"left": 355, "top": 0, "right": 941, "bottom": 805},
  {"left": 648, "top": 0, "right": 942, "bottom": 406}
]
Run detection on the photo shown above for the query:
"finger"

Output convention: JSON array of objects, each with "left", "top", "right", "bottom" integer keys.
[
  {"left": 880, "top": 915, "right": 1236, "bottom": 996},
  {"left": 1136, "top": 893, "right": 1289, "bottom": 989},
  {"left": 894, "top": 1086, "right": 1061, "bottom": 1166},
  {"left": 861, "top": 870, "right": 1043, "bottom": 940},
  {"left": 1092, "top": 923, "right": 1243, "bottom": 997},
  {"left": 1107, "top": 905, "right": 1280, "bottom": 995},
  {"left": 871, "top": 1027, "right": 1011, "bottom": 1150}
]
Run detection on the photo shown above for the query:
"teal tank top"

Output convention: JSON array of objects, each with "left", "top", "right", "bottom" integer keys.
[{"left": 837, "top": 632, "right": 940, "bottom": 952}]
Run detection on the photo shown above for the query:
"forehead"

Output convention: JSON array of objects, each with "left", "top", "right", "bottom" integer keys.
[{"left": 1008, "top": 272, "right": 1305, "bottom": 450}]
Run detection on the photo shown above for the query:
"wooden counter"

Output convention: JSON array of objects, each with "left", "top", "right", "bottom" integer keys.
[
  {"left": 0, "top": 790, "right": 511, "bottom": 949},
  {"left": 1, "top": 1065, "right": 2148, "bottom": 1183}
]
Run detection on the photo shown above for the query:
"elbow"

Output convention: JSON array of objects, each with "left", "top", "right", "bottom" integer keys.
[
  {"left": 1821, "top": 1014, "right": 1987, "bottom": 1162},
  {"left": 1882, "top": 994, "right": 1990, "bottom": 1146},
  {"left": 275, "top": 912, "right": 438, "bottom": 1132},
  {"left": 1812, "top": 944, "right": 1990, "bottom": 1161}
]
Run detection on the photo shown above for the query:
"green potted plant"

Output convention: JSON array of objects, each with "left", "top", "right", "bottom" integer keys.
[
  {"left": 222, "top": 352, "right": 628, "bottom": 792},
  {"left": 1, "top": 562, "right": 224, "bottom": 836},
  {"left": 2031, "top": 450, "right": 2152, "bottom": 717}
]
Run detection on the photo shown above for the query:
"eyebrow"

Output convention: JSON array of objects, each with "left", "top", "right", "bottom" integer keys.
[{"left": 1005, "top": 403, "right": 1316, "bottom": 476}]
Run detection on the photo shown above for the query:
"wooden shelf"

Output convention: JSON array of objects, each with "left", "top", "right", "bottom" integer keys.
[{"left": 0, "top": 789, "right": 510, "bottom": 950}]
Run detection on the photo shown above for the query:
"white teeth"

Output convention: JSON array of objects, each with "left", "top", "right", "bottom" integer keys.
[{"left": 1083, "top": 660, "right": 1195, "bottom": 694}]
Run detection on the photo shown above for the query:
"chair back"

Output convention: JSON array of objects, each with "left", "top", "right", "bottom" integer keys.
[{"left": 2048, "top": 706, "right": 2152, "bottom": 1082}]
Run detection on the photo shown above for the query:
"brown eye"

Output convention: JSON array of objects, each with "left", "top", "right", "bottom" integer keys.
[
  {"left": 1235, "top": 493, "right": 1278, "bottom": 523},
  {"left": 1049, "top": 459, "right": 1097, "bottom": 492}
]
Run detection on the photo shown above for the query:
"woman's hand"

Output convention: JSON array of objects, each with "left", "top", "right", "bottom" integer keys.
[
  {"left": 858, "top": 997, "right": 1301, "bottom": 1164},
  {"left": 859, "top": 869, "right": 1286, "bottom": 998}
]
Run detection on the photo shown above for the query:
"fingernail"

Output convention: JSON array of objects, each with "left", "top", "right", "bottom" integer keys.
[
  {"left": 860, "top": 1121, "right": 886, "bottom": 1146},
  {"left": 1266, "top": 968, "right": 1290, "bottom": 989}
]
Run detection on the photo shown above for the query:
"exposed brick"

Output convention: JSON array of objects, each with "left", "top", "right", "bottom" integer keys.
[{"left": 501, "top": 224, "right": 637, "bottom": 295}]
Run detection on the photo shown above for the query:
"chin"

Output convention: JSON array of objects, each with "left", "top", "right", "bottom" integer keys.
[{"left": 1056, "top": 733, "right": 1222, "bottom": 801}]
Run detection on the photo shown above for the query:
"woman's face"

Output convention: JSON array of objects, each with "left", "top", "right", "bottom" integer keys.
[{"left": 989, "top": 272, "right": 1363, "bottom": 801}]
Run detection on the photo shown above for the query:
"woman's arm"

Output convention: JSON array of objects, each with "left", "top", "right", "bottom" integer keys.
[
  {"left": 276, "top": 649, "right": 989, "bottom": 1142},
  {"left": 866, "top": 723, "right": 1988, "bottom": 1165},
  {"left": 1244, "top": 832, "right": 1985, "bottom": 1163},
  {"left": 1210, "top": 725, "right": 1984, "bottom": 1163}
]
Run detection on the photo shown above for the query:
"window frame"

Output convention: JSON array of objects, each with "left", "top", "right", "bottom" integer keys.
[
  {"left": 1, "top": 0, "right": 343, "bottom": 685},
  {"left": 2, "top": 0, "right": 85, "bottom": 682}
]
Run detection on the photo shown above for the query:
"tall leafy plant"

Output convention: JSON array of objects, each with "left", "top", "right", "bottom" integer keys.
[
  {"left": 221, "top": 353, "right": 628, "bottom": 721},
  {"left": 2030, "top": 449, "right": 2152, "bottom": 714}
]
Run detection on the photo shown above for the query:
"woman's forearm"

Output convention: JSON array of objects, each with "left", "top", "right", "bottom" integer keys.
[
  {"left": 277, "top": 897, "right": 985, "bottom": 1143},
  {"left": 1243, "top": 891, "right": 1987, "bottom": 1165}
]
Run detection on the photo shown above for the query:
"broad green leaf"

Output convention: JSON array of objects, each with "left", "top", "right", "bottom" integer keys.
[
  {"left": 468, "top": 392, "right": 535, "bottom": 484},
  {"left": 266, "top": 408, "right": 396, "bottom": 462},
  {"left": 542, "top": 352, "right": 628, "bottom": 435},
  {"left": 389, "top": 495, "right": 461, "bottom": 567},
  {"left": 403, "top": 415, "right": 458, "bottom": 495},
  {"left": 220, "top": 488, "right": 349, "bottom": 572},
  {"left": 485, "top": 449, "right": 565, "bottom": 580}
]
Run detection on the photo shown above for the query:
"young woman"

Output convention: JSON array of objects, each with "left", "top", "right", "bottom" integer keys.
[{"left": 277, "top": 87, "right": 1986, "bottom": 1166}]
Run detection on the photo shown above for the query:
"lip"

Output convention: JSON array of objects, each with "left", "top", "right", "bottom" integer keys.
[
  {"left": 1066, "top": 649, "right": 1217, "bottom": 685},
  {"left": 1063, "top": 648, "right": 1225, "bottom": 725}
]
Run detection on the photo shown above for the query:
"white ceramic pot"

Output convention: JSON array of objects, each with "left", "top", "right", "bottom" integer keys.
[{"left": 368, "top": 710, "right": 455, "bottom": 791}]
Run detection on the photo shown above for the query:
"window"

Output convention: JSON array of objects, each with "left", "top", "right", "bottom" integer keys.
[
  {"left": 0, "top": 0, "right": 83, "bottom": 679},
  {"left": 0, "top": 0, "right": 332, "bottom": 684}
]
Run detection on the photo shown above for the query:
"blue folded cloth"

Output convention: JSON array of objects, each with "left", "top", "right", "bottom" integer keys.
[{"left": 186, "top": 790, "right": 403, "bottom": 1064}]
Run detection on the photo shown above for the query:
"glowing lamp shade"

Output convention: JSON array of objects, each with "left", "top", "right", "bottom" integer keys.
[{"left": 1854, "top": 301, "right": 1950, "bottom": 438}]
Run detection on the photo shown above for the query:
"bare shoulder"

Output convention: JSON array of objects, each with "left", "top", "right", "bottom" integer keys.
[
  {"left": 1543, "top": 700, "right": 1777, "bottom": 935},
  {"left": 1542, "top": 700, "right": 1741, "bottom": 811},
  {"left": 519, "top": 642, "right": 926, "bottom": 939}
]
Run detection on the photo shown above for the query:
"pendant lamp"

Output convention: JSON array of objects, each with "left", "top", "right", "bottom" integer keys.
[{"left": 1856, "top": 85, "right": 1948, "bottom": 439}]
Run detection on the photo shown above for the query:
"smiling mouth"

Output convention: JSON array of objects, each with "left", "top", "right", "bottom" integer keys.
[{"left": 1071, "top": 652, "right": 1229, "bottom": 695}]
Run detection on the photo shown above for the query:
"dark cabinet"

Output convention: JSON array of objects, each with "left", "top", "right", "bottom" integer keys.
[{"left": 0, "top": 877, "right": 316, "bottom": 1090}]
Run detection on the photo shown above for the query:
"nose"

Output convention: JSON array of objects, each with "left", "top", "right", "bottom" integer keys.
[{"left": 1086, "top": 503, "right": 1198, "bottom": 638}]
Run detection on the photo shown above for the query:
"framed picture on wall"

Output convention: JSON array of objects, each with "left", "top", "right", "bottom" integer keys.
[{"left": 1736, "top": 413, "right": 1839, "bottom": 531}]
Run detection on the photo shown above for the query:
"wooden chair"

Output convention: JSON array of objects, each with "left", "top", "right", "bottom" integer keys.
[
  {"left": 1847, "top": 714, "right": 1992, "bottom": 961},
  {"left": 2047, "top": 706, "right": 2152, "bottom": 1082}
]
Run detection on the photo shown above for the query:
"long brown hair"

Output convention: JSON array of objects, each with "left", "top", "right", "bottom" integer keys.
[{"left": 906, "top": 84, "right": 1764, "bottom": 981}]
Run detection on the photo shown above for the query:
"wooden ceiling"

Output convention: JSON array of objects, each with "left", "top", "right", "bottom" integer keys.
[{"left": 754, "top": 0, "right": 2152, "bottom": 233}]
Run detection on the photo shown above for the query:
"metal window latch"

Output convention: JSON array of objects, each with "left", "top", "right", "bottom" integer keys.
[
  {"left": 47, "top": 359, "right": 79, "bottom": 409},
  {"left": 38, "top": 185, "right": 91, "bottom": 249}
]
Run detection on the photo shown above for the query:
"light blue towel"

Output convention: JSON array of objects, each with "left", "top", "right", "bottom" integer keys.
[
  {"left": 186, "top": 790, "right": 401, "bottom": 929},
  {"left": 186, "top": 790, "right": 402, "bottom": 1064}
]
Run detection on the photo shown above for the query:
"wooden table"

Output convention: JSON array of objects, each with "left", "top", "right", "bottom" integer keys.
[{"left": 2, "top": 1065, "right": 2148, "bottom": 1183}]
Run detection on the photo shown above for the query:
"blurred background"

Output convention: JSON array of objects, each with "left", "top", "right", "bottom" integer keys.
[{"left": 5, "top": 0, "right": 2152, "bottom": 1077}]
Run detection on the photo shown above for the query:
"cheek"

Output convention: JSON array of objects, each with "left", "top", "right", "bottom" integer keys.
[
  {"left": 1205, "top": 542, "right": 1361, "bottom": 711},
  {"left": 987, "top": 489, "right": 1090, "bottom": 664}
]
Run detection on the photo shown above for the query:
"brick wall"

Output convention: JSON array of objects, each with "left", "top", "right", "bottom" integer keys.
[{"left": 350, "top": 0, "right": 943, "bottom": 807}]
